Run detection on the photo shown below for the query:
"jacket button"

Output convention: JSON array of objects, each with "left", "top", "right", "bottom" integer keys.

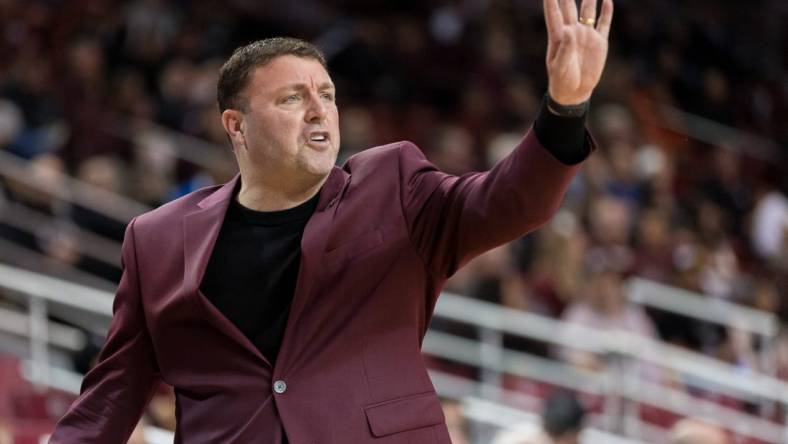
[{"left": 273, "top": 379, "right": 287, "bottom": 394}]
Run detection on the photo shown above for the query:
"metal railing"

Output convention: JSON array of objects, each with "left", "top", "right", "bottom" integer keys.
[
  {"left": 123, "top": 118, "right": 236, "bottom": 172},
  {"left": 431, "top": 292, "right": 788, "bottom": 443},
  {"left": 657, "top": 104, "right": 782, "bottom": 164},
  {"left": 626, "top": 277, "right": 779, "bottom": 339},
  {"left": 626, "top": 277, "right": 782, "bottom": 382},
  {"left": 0, "top": 238, "right": 116, "bottom": 292},
  {"left": 0, "top": 200, "right": 122, "bottom": 267},
  {"left": 0, "top": 150, "right": 151, "bottom": 224},
  {"left": 1, "top": 263, "right": 787, "bottom": 443}
]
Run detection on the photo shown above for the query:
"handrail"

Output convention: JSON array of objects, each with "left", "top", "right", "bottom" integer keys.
[
  {"left": 126, "top": 118, "right": 236, "bottom": 171},
  {"left": 0, "top": 200, "right": 122, "bottom": 266},
  {"left": 0, "top": 263, "right": 112, "bottom": 316},
  {"left": 1, "top": 263, "right": 786, "bottom": 402},
  {"left": 424, "top": 331, "right": 605, "bottom": 395},
  {"left": 427, "top": 369, "right": 540, "bottom": 411},
  {"left": 16, "top": 361, "right": 643, "bottom": 444},
  {"left": 620, "top": 373, "right": 784, "bottom": 443},
  {"left": 0, "top": 305, "right": 85, "bottom": 351},
  {"left": 625, "top": 277, "right": 779, "bottom": 338},
  {"left": 0, "top": 238, "right": 116, "bottom": 291},
  {"left": 423, "top": 370, "right": 658, "bottom": 443},
  {"left": 461, "top": 396, "right": 650, "bottom": 444},
  {"left": 0, "top": 150, "right": 151, "bottom": 224},
  {"left": 17, "top": 360, "right": 175, "bottom": 444},
  {"left": 1, "top": 263, "right": 787, "bottom": 442},
  {"left": 436, "top": 292, "right": 788, "bottom": 403},
  {"left": 424, "top": 330, "right": 784, "bottom": 443},
  {"left": 657, "top": 104, "right": 781, "bottom": 164}
]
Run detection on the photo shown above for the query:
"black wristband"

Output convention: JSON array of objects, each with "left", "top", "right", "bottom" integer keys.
[
  {"left": 533, "top": 94, "right": 589, "bottom": 165},
  {"left": 546, "top": 93, "right": 590, "bottom": 118}
]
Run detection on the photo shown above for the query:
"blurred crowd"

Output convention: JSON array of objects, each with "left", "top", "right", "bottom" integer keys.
[{"left": 1, "top": 0, "right": 787, "bottom": 441}]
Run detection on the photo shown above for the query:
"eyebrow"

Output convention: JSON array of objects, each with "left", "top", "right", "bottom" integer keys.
[{"left": 275, "top": 82, "right": 335, "bottom": 93}]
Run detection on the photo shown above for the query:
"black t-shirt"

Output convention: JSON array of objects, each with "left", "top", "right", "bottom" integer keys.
[{"left": 200, "top": 190, "right": 320, "bottom": 365}]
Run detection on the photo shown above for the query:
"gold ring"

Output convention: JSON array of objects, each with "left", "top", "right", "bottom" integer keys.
[{"left": 579, "top": 17, "right": 596, "bottom": 26}]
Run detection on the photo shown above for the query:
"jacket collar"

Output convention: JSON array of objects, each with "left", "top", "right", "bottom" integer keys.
[{"left": 196, "top": 166, "right": 349, "bottom": 212}]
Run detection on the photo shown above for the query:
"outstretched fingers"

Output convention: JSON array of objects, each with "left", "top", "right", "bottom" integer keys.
[
  {"left": 579, "top": 0, "right": 597, "bottom": 24},
  {"left": 544, "top": 0, "right": 564, "bottom": 42},
  {"left": 559, "top": 0, "right": 578, "bottom": 25},
  {"left": 596, "top": 0, "right": 614, "bottom": 38}
]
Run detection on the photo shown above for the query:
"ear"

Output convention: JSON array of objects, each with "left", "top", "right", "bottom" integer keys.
[{"left": 221, "top": 109, "right": 246, "bottom": 150}]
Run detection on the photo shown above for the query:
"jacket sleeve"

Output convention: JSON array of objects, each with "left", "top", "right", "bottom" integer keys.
[
  {"left": 50, "top": 217, "right": 161, "bottom": 443},
  {"left": 400, "top": 127, "right": 593, "bottom": 278}
]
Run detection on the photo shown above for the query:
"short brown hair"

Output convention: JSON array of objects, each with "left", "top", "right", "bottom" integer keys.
[{"left": 217, "top": 37, "right": 327, "bottom": 112}]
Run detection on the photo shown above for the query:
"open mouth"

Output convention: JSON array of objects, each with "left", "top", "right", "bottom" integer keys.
[{"left": 305, "top": 131, "right": 330, "bottom": 149}]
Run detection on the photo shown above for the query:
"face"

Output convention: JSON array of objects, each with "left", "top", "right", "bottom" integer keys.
[
  {"left": 589, "top": 271, "right": 624, "bottom": 314},
  {"left": 230, "top": 55, "right": 340, "bottom": 186}
]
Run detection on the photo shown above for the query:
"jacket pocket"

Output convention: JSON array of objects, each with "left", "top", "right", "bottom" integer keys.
[{"left": 364, "top": 391, "right": 445, "bottom": 438}]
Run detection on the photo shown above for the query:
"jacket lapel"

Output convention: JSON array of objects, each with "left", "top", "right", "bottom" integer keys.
[
  {"left": 276, "top": 166, "right": 350, "bottom": 374},
  {"left": 181, "top": 174, "right": 271, "bottom": 366}
]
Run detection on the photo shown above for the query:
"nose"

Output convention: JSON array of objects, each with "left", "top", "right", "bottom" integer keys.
[{"left": 304, "top": 91, "right": 327, "bottom": 123}]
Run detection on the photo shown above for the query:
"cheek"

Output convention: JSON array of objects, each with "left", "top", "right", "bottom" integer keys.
[
  {"left": 254, "top": 114, "right": 300, "bottom": 148},
  {"left": 329, "top": 108, "right": 341, "bottom": 142}
]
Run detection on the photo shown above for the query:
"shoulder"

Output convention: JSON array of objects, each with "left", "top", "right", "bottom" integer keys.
[
  {"left": 345, "top": 141, "right": 425, "bottom": 168},
  {"left": 343, "top": 141, "right": 432, "bottom": 180},
  {"left": 132, "top": 184, "right": 224, "bottom": 231}
]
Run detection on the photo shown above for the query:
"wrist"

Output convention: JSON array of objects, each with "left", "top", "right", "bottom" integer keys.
[{"left": 545, "top": 93, "right": 590, "bottom": 118}]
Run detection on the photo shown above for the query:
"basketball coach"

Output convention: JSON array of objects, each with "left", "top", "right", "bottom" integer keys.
[{"left": 51, "top": 0, "right": 613, "bottom": 442}]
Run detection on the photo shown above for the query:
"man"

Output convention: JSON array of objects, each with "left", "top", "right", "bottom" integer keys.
[{"left": 50, "top": 0, "right": 613, "bottom": 442}]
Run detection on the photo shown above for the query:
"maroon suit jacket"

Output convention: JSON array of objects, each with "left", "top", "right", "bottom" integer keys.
[{"left": 50, "top": 129, "right": 590, "bottom": 443}]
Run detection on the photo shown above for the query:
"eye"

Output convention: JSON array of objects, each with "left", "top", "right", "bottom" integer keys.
[
  {"left": 282, "top": 94, "right": 301, "bottom": 104},
  {"left": 320, "top": 92, "right": 335, "bottom": 102}
]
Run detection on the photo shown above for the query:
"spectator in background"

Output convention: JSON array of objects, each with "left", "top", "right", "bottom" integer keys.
[
  {"left": 519, "top": 211, "right": 587, "bottom": 317},
  {"left": 670, "top": 418, "right": 729, "bottom": 444},
  {"left": 441, "top": 398, "right": 471, "bottom": 444},
  {"left": 492, "top": 424, "right": 551, "bottom": 444},
  {"left": 0, "top": 420, "right": 11, "bottom": 444},
  {"left": 750, "top": 186, "right": 788, "bottom": 271},
  {"left": 585, "top": 195, "right": 634, "bottom": 274},
  {"left": 3, "top": 153, "right": 66, "bottom": 215},
  {"left": 491, "top": 391, "right": 585, "bottom": 444},
  {"left": 128, "top": 420, "right": 147, "bottom": 444},
  {"left": 604, "top": 140, "right": 642, "bottom": 206},
  {"left": 561, "top": 266, "right": 656, "bottom": 370},
  {"left": 428, "top": 123, "right": 478, "bottom": 175},
  {"left": 632, "top": 206, "right": 674, "bottom": 283},
  {"left": 776, "top": 328, "right": 788, "bottom": 380},
  {"left": 0, "top": 100, "right": 24, "bottom": 152},
  {"left": 542, "top": 392, "right": 585, "bottom": 444},
  {"left": 563, "top": 267, "right": 655, "bottom": 338}
]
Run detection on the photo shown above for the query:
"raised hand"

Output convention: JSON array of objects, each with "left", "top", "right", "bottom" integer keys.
[{"left": 544, "top": 0, "right": 613, "bottom": 105}]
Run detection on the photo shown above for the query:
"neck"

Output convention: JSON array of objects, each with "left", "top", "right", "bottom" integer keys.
[{"left": 237, "top": 173, "right": 328, "bottom": 212}]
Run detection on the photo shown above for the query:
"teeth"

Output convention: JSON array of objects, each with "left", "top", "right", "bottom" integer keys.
[{"left": 310, "top": 135, "right": 326, "bottom": 141}]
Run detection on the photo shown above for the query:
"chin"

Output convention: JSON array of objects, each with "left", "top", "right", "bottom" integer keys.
[
  {"left": 303, "top": 153, "right": 337, "bottom": 176},
  {"left": 299, "top": 161, "right": 334, "bottom": 179}
]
